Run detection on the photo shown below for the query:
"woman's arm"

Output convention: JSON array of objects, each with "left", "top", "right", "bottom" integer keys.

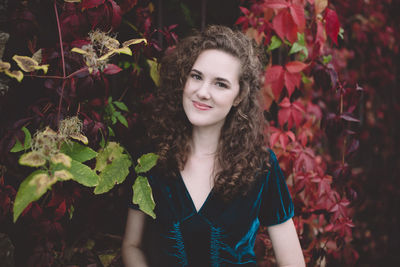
[
  {"left": 267, "top": 218, "right": 305, "bottom": 267},
  {"left": 122, "top": 209, "right": 149, "bottom": 267}
]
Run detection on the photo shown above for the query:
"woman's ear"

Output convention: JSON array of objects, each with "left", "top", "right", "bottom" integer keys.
[
  {"left": 234, "top": 85, "right": 249, "bottom": 107},
  {"left": 233, "top": 98, "right": 241, "bottom": 107}
]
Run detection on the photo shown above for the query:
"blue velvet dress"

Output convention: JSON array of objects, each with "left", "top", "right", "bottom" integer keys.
[{"left": 129, "top": 149, "right": 294, "bottom": 267}]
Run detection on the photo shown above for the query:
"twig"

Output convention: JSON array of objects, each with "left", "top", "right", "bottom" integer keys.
[
  {"left": 54, "top": 0, "right": 66, "bottom": 125},
  {"left": 28, "top": 67, "right": 89, "bottom": 80}
]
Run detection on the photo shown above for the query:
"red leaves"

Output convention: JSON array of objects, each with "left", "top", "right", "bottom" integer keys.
[
  {"left": 292, "top": 144, "right": 316, "bottom": 173},
  {"left": 269, "top": 126, "right": 295, "bottom": 150},
  {"left": 264, "top": 0, "right": 288, "bottom": 9},
  {"left": 265, "top": 0, "right": 305, "bottom": 43},
  {"left": 285, "top": 61, "right": 308, "bottom": 72},
  {"left": 325, "top": 8, "right": 340, "bottom": 46},
  {"left": 265, "top": 61, "right": 308, "bottom": 99},
  {"left": 265, "top": 65, "right": 284, "bottom": 99},
  {"left": 272, "top": 9, "right": 298, "bottom": 43},
  {"left": 82, "top": 0, "right": 105, "bottom": 10},
  {"left": 311, "top": 174, "right": 332, "bottom": 197},
  {"left": 329, "top": 197, "right": 350, "bottom": 221},
  {"left": 109, "top": 0, "right": 122, "bottom": 29},
  {"left": 289, "top": 4, "right": 305, "bottom": 31},
  {"left": 103, "top": 64, "right": 122, "bottom": 75},
  {"left": 82, "top": 0, "right": 122, "bottom": 30},
  {"left": 0, "top": 176, "right": 16, "bottom": 218},
  {"left": 118, "top": 0, "right": 138, "bottom": 15},
  {"left": 278, "top": 98, "right": 305, "bottom": 129},
  {"left": 284, "top": 70, "right": 301, "bottom": 96},
  {"left": 325, "top": 217, "right": 354, "bottom": 238},
  {"left": 54, "top": 200, "right": 66, "bottom": 220},
  {"left": 285, "top": 61, "right": 307, "bottom": 96}
]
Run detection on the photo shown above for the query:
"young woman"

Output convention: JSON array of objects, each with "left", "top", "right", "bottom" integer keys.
[{"left": 122, "top": 25, "right": 305, "bottom": 267}]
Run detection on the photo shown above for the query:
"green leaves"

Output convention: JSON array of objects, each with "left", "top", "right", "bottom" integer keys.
[
  {"left": 323, "top": 55, "right": 332, "bottom": 64},
  {"left": 289, "top": 33, "right": 308, "bottom": 60},
  {"left": 268, "top": 36, "right": 282, "bottom": 52},
  {"left": 94, "top": 155, "right": 131, "bottom": 194},
  {"left": 95, "top": 141, "right": 125, "bottom": 172},
  {"left": 131, "top": 153, "right": 158, "bottom": 218},
  {"left": 132, "top": 176, "right": 156, "bottom": 219},
  {"left": 10, "top": 127, "right": 32, "bottom": 152},
  {"left": 105, "top": 97, "right": 130, "bottom": 128},
  {"left": 147, "top": 58, "right": 160, "bottom": 86},
  {"left": 13, "top": 170, "right": 55, "bottom": 222},
  {"left": 68, "top": 160, "right": 99, "bottom": 187},
  {"left": 113, "top": 101, "right": 128, "bottom": 112},
  {"left": 54, "top": 141, "right": 99, "bottom": 186},
  {"left": 61, "top": 141, "right": 97, "bottom": 163},
  {"left": 94, "top": 142, "right": 132, "bottom": 194},
  {"left": 135, "top": 153, "right": 159, "bottom": 173},
  {"left": 11, "top": 120, "right": 157, "bottom": 222}
]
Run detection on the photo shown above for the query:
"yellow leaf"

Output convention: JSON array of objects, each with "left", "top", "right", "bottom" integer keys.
[
  {"left": 99, "top": 253, "right": 117, "bottom": 267},
  {"left": 53, "top": 170, "right": 73, "bottom": 181},
  {"left": 0, "top": 60, "right": 11, "bottom": 72},
  {"left": 12, "top": 55, "right": 38, "bottom": 72},
  {"left": 98, "top": 51, "right": 115, "bottom": 61},
  {"left": 122, "top": 38, "right": 147, "bottom": 47},
  {"left": 32, "top": 49, "right": 42, "bottom": 64},
  {"left": 12, "top": 55, "right": 48, "bottom": 74},
  {"left": 28, "top": 173, "right": 52, "bottom": 195},
  {"left": 315, "top": 0, "right": 328, "bottom": 15},
  {"left": 5, "top": 70, "right": 23, "bottom": 82},
  {"left": 51, "top": 153, "right": 72, "bottom": 168},
  {"left": 148, "top": 2, "right": 154, "bottom": 13},
  {"left": 34, "top": 64, "right": 49, "bottom": 74},
  {"left": 69, "top": 133, "right": 89, "bottom": 144},
  {"left": 19, "top": 151, "right": 46, "bottom": 167},
  {"left": 71, "top": 47, "right": 89, "bottom": 55},
  {"left": 105, "top": 37, "right": 120, "bottom": 49},
  {"left": 113, "top": 47, "right": 132, "bottom": 56}
]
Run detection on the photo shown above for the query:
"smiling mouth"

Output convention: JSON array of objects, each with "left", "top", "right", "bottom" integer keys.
[{"left": 192, "top": 101, "right": 212, "bottom": 110}]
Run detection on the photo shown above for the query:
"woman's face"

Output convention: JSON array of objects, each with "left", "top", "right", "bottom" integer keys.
[{"left": 182, "top": 49, "right": 241, "bottom": 130}]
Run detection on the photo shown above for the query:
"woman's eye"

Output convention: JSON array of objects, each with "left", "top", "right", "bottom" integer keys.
[
  {"left": 216, "top": 82, "right": 228, "bottom": 88},
  {"left": 191, "top": 73, "right": 202, "bottom": 80}
]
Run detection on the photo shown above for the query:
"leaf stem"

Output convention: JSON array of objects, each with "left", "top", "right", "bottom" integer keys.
[
  {"left": 340, "top": 93, "right": 344, "bottom": 114},
  {"left": 28, "top": 67, "right": 89, "bottom": 80},
  {"left": 57, "top": 80, "right": 67, "bottom": 123},
  {"left": 54, "top": 1, "right": 66, "bottom": 78},
  {"left": 54, "top": 0, "right": 66, "bottom": 125},
  {"left": 340, "top": 89, "right": 345, "bottom": 164}
]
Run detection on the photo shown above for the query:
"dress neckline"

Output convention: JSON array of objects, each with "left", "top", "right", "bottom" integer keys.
[{"left": 178, "top": 171, "right": 214, "bottom": 214}]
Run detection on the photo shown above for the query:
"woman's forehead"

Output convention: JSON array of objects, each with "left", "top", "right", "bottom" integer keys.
[{"left": 192, "top": 49, "right": 241, "bottom": 82}]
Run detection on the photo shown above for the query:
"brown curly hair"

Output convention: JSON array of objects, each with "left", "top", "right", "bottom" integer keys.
[{"left": 149, "top": 25, "right": 269, "bottom": 200}]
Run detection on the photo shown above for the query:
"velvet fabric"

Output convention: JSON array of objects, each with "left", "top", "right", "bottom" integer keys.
[{"left": 129, "top": 149, "right": 294, "bottom": 267}]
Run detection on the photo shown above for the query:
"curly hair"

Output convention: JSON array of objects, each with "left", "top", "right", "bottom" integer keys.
[{"left": 149, "top": 25, "right": 269, "bottom": 200}]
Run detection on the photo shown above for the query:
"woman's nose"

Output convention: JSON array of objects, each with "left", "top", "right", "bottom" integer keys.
[{"left": 196, "top": 82, "right": 211, "bottom": 99}]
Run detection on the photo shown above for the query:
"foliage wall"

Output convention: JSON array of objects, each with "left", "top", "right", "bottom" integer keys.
[{"left": 0, "top": 0, "right": 398, "bottom": 266}]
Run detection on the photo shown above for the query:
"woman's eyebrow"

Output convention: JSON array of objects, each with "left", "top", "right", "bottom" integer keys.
[
  {"left": 192, "top": 68, "right": 232, "bottom": 86},
  {"left": 215, "top": 77, "right": 231, "bottom": 86},
  {"left": 191, "top": 69, "right": 202, "bottom": 75}
]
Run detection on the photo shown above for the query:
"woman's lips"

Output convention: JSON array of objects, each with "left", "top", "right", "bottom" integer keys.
[{"left": 192, "top": 101, "right": 212, "bottom": 110}]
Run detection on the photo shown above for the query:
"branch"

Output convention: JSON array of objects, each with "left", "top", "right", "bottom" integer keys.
[{"left": 54, "top": 0, "right": 66, "bottom": 124}]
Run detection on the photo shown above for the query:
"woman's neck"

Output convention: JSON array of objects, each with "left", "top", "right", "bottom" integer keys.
[{"left": 190, "top": 125, "right": 221, "bottom": 158}]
